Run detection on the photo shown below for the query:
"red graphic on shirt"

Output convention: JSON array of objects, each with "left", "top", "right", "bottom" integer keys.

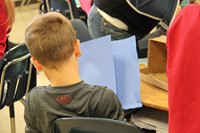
[{"left": 56, "top": 95, "right": 72, "bottom": 104}]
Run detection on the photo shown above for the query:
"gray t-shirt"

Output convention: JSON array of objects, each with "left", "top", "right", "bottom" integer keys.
[{"left": 24, "top": 81, "right": 124, "bottom": 133}]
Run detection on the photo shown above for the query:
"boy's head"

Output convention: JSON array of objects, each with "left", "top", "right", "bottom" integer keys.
[{"left": 25, "top": 12, "right": 79, "bottom": 69}]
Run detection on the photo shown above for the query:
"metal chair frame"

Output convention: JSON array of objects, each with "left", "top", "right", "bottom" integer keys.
[
  {"left": 40, "top": 0, "right": 74, "bottom": 19},
  {"left": 0, "top": 44, "right": 33, "bottom": 133}
]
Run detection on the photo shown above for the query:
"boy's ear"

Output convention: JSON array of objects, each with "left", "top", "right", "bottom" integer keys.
[
  {"left": 74, "top": 39, "right": 82, "bottom": 57},
  {"left": 30, "top": 57, "right": 43, "bottom": 72}
]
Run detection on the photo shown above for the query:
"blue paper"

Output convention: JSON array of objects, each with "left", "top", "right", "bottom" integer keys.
[
  {"left": 79, "top": 35, "right": 142, "bottom": 109},
  {"left": 79, "top": 36, "right": 116, "bottom": 93},
  {"left": 112, "top": 36, "right": 142, "bottom": 109}
]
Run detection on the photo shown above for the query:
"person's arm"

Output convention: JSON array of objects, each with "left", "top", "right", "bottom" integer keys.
[
  {"left": 0, "top": 25, "right": 7, "bottom": 59},
  {"left": 0, "top": 1, "right": 9, "bottom": 59},
  {"left": 127, "top": 0, "right": 179, "bottom": 34},
  {"left": 24, "top": 94, "right": 41, "bottom": 133},
  {"left": 99, "top": 89, "right": 124, "bottom": 120}
]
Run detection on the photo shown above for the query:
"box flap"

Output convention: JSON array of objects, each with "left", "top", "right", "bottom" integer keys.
[
  {"left": 148, "top": 36, "right": 167, "bottom": 73},
  {"left": 140, "top": 67, "right": 168, "bottom": 91}
]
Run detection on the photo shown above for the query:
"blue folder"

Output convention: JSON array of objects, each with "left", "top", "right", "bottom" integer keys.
[
  {"left": 79, "top": 35, "right": 142, "bottom": 109},
  {"left": 111, "top": 36, "right": 142, "bottom": 109},
  {"left": 79, "top": 36, "right": 116, "bottom": 93}
]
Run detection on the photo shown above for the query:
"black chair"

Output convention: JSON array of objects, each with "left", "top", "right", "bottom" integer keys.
[
  {"left": 40, "top": 0, "right": 78, "bottom": 19},
  {"left": 0, "top": 43, "right": 36, "bottom": 133},
  {"left": 53, "top": 117, "right": 143, "bottom": 133},
  {"left": 70, "top": 19, "right": 92, "bottom": 43},
  {"left": 40, "top": 0, "right": 87, "bottom": 24}
]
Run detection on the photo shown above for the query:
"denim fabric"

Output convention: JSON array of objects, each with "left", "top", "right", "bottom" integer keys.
[
  {"left": 88, "top": 5, "right": 147, "bottom": 58},
  {"left": 88, "top": 5, "right": 132, "bottom": 41}
]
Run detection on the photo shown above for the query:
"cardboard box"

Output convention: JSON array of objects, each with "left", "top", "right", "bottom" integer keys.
[{"left": 140, "top": 36, "right": 168, "bottom": 91}]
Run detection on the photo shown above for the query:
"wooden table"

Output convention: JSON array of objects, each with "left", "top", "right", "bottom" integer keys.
[
  {"left": 140, "top": 80, "right": 168, "bottom": 111},
  {"left": 139, "top": 64, "right": 168, "bottom": 111}
]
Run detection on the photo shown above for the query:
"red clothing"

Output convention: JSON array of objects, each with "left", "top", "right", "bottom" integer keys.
[
  {"left": 0, "top": 0, "right": 9, "bottom": 59},
  {"left": 167, "top": 4, "right": 200, "bottom": 133},
  {"left": 79, "top": 0, "right": 92, "bottom": 15}
]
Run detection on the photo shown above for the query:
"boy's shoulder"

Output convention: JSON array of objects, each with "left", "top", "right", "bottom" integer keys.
[
  {"left": 85, "top": 83, "right": 116, "bottom": 97},
  {"left": 27, "top": 83, "right": 116, "bottom": 99},
  {"left": 26, "top": 86, "right": 49, "bottom": 98}
]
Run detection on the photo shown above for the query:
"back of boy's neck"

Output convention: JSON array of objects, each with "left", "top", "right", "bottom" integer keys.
[
  {"left": 50, "top": 77, "right": 81, "bottom": 87},
  {"left": 44, "top": 64, "right": 81, "bottom": 87},
  {"left": 49, "top": 71, "right": 81, "bottom": 87}
]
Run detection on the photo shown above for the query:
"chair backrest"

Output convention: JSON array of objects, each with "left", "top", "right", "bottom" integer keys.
[
  {"left": 40, "top": 0, "right": 79, "bottom": 19},
  {"left": 70, "top": 19, "right": 92, "bottom": 43},
  {"left": 53, "top": 117, "right": 143, "bottom": 133},
  {"left": 0, "top": 43, "right": 36, "bottom": 109}
]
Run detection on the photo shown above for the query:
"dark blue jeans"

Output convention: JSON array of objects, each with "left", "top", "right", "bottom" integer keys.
[
  {"left": 87, "top": 5, "right": 147, "bottom": 58},
  {"left": 88, "top": 5, "right": 132, "bottom": 41}
]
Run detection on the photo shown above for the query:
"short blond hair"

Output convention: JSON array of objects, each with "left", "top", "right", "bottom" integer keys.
[{"left": 25, "top": 12, "right": 76, "bottom": 68}]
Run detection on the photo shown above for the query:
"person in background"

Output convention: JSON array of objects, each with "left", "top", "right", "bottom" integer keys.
[
  {"left": 24, "top": 12, "right": 124, "bottom": 133},
  {"left": 0, "top": 0, "right": 15, "bottom": 59},
  {"left": 79, "top": 0, "right": 92, "bottom": 15},
  {"left": 88, "top": 0, "right": 179, "bottom": 58},
  {"left": 167, "top": 4, "right": 200, "bottom": 133}
]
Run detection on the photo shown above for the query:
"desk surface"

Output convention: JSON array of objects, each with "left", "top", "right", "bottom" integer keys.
[{"left": 140, "top": 64, "right": 168, "bottom": 111}]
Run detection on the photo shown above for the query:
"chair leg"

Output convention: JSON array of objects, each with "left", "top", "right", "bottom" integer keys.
[
  {"left": 20, "top": 0, "right": 27, "bottom": 7},
  {"left": 9, "top": 104, "right": 16, "bottom": 133},
  {"left": 27, "top": 0, "right": 31, "bottom": 5},
  {"left": 20, "top": 98, "right": 25, "bottom": 106}
]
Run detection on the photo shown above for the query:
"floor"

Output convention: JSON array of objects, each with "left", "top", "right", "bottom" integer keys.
[{"left": 0, "top": 3, "right": 50, "bottom": 133}]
